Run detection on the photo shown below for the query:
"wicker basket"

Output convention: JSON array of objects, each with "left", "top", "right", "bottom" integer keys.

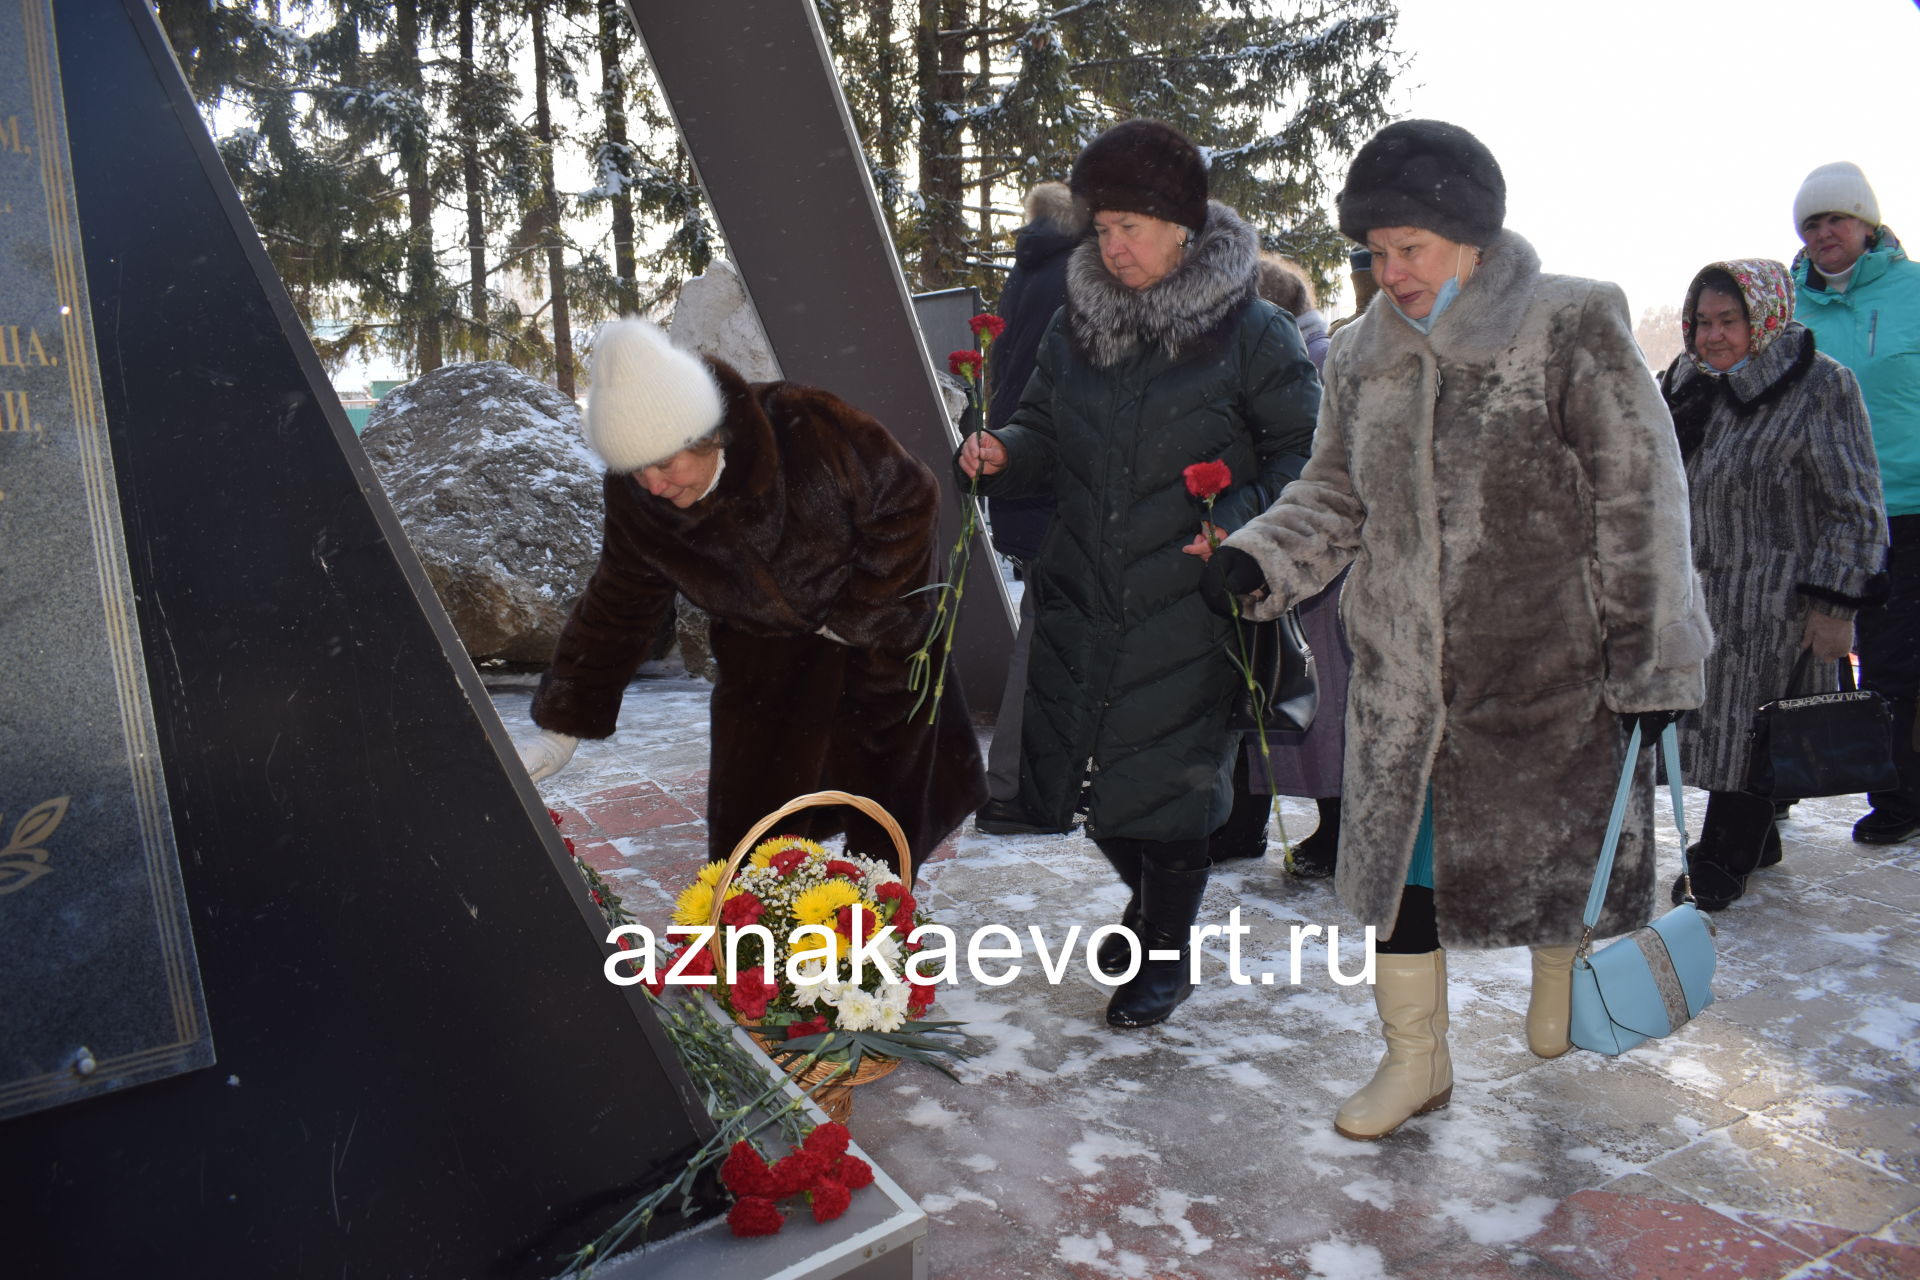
[{"left": 705, "top": 790, "right": 912, "bottom": 1122}]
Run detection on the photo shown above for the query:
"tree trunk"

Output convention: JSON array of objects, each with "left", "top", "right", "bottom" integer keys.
[
  {"left": 396, "top": 0, "right": 442, "bottom": 373},
  {"left": 532, "top": 1, "right": 574, "bottom": 397},
  {"left": 914, "top": 0, "right": 969, "bottom": 287},
  {"left": 459, "top": 0, "right": 488, "bottom": 351},
  {"left": 597, "top": 0, "right": 639, "bottom": 316},
  {"left": 869, "top": 0, "right": 900, "bottom": 239}
]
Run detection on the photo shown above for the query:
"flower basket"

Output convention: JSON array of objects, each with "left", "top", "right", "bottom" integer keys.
[{"left": 672, "top": 789, "right": 963, "bottom": 1121}]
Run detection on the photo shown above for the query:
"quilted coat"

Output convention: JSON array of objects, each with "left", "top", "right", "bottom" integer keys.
[
  {"left": 1225, "top": 230, "right": 1711, "bottom": 947},
  {"left": 973, "top": 200, "right": 1321, "bottom": 841},
  {"left": 531, "top": 358, "right": 986, "bottom": 871}
]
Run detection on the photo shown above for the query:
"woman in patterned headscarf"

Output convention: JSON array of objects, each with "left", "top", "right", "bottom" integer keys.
[{"left": 1659, "top": 259, "right": 1887, "bottom": 910}]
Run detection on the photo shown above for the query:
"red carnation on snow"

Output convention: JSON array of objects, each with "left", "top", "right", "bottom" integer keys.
[
  {"left": 1183, "top": 459, "right": 1232, "bottom": 500},
  {"left": 949, "top": 349, "right": 983, "bottom": 380},
  {"left": 969, "top": 313, "right": 1006, "bottom": 341},
  {"left": 727, "top": 1196, "right": 785, "bottom": 1236},
  {"left": 810, "top": 1179, "right": 853, "bottom": 1223}
]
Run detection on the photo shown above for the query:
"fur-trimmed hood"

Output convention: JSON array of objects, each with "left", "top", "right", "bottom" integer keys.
[{"left": 1065, "top": 199, "right": 1258, "bottom": 368}]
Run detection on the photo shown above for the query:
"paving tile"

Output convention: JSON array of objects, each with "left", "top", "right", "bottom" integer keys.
[
  {"left": 579, "top": 780, "right": 703, "bottom": 837},
  {"left": 1815, "top": 1235, "right": 1920, "bottom": 1279},
  {"left": 1392, "top": 1241, "right": 1585, "bottom": 1279},
  {"left": 1521, "top": 1189, "right": 1814, "bottom": 1279},
  {"left": 1644, "top": 1120, "right": 1920, "bottom": 1234},
  {"left": 1728, "top": 1211, "right": 1863, "bottom": 1261},
  {"left": 1879, "top": 1209, "right": 1920, "bottom": 1245},
  {"left": 1757, "top": 1092, "right": 1920, "bottom": 1182}
]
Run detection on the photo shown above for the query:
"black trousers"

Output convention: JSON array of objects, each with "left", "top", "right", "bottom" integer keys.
[{"left": 1858, "top": 514, "right": 1920, "bottom": 812}]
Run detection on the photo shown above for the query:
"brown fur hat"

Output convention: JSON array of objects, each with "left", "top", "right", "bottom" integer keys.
[{"left": 1070, "top": 119, "right": 1209, "bottom": 233}]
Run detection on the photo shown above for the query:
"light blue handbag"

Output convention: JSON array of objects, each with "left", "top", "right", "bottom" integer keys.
[{"left": 1568, "top": 722, "right": 1717, "bottom": 1055}]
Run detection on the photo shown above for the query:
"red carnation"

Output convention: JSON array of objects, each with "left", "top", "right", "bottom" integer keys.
[
  {"left": 727, "top": 973, "right": 781, "bottom": 1021},
  {"left": 786, "top": 1015, "right": 830, "bottom": 1041},
  {"left": 831, "top": 1153, "right": 875, "bottom": 1190},
  {"left": 804, "top": 1121, "right": 852, "bottom": 1159},
  {"left": 810, "top": 1178, "right": 852, "bottom": 1223},
  {"left": 907, "top": 981, "right": 937, "bottom": 1014},
  {"left": 548, "top": 809, "right": 563, "bottom": 827},
  {"left": 720, "top": 1140, "right": 777, "bottom": 1197},
  {"left": 727, "top": 1195, "right": 785, "bottom": 1237},
  {"left": 720, "top": 891, "right": 766, "bottom": 927},
  {"left": 824, "top": 859, "right": 865, "bottom": 881},
  {"left": 969, "top": 313, "right": 1007, "bottom": 341},
  {"left": 1183, "top": 460, "right": 1232, "bottom": 500},
  {"left": 770, "top": 848, "right": 809, "bottom": 876},
  {"left": 564, "top": 836, "right": 577, "bottom": 855},
  {"left": 949, "top": 349, "right": 983, "bottom": 380},
  {"left": 834, "top": 903, "right": 880, "bottom": 941},
  {"left": 771, "top": 1148, "right": 829, "bottom": 1198},
  {"left": 616, "top": 934, "right": 636, "bottom": 952}
]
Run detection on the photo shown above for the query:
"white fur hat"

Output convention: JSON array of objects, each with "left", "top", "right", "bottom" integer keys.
[
  {"left": 1794, "top": 162, "right": 1880, "bottom": 231},
  {"left": 583, "top": 317, "right": 725, "bottom": 472}
]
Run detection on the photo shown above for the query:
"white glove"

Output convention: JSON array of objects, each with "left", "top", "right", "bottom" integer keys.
[{"left": 516, "top": 730, "right": 578, "bottom": 782}]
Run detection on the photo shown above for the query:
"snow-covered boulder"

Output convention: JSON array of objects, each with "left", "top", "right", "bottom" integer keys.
[
  {"left": 360, "top": 361, "right": 602, "bottom": 664},
  {"left": 666, "top": 257, "right": 782, "bottom": 380}
]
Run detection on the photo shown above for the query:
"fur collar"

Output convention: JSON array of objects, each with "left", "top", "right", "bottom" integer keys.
[
  {"left": 1064, "top": 199, "right": 1258, "bottom": 368},
  {"left": 1660, "top": 323, "right": 1818, "bottom": 463},
  {"left": 1337, "top": 229, "right": 1543, "bottom": 364}
]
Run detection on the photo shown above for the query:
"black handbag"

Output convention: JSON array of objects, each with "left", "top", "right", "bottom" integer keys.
[
  {"left": 1744, "top": 651, "right": 1901, "bottom": 800},
  {"left": 1230, "top": 608, "right": 1318, "bottom": 733}
]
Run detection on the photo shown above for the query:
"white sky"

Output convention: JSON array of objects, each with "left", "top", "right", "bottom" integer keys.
[{"left": 1378, "top": 0, "right": 1920, "bottom": 323}]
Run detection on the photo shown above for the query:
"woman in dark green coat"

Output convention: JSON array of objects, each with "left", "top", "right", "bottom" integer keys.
[{"left": 960, "top": 119, "right": 1320, "bottom": 1029}]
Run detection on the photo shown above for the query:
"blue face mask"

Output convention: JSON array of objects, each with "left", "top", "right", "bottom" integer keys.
[{"left": 1390, "top": 268, "right": 1467, "bottom": 335}]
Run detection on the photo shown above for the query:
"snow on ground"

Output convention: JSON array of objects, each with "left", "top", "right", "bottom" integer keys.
[{"left": 499, "top": 676, "right": 1920, "bottom": 1279}]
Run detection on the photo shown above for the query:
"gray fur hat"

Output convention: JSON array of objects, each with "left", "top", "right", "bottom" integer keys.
[{"left": 1337, "top": 119, "right": 1505, "bottom": 247}]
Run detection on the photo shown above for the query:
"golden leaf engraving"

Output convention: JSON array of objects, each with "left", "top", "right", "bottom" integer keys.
[
  {"left": 2, "top": 795, "right": 68, "bottom": 855},
  {"left": 0, "top": 796, "right": 66, "bottom": 895},
  {"left": 0, "top": 851, "right": 50, "bottom": 895}
]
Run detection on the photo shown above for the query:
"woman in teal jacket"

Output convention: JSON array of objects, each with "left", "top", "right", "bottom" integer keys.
[{"left": 1793, "top": 162, "right": 1920, "bottom": 843}]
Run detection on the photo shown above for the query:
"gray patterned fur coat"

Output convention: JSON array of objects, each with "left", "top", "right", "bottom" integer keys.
[
  {"left": 1660, "top": 319, "right": 1886, "bottom": 792},
  {"left": 1224, "top": 230, "right": 1711, "bottom": 948}
]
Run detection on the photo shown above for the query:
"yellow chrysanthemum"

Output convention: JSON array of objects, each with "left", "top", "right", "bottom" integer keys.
[
  {"left": 793, "top": 880, "right": 863, "bottom": 931},
  {"left": 696, "top": 859, "right": 730, "bottom": 887},
  {"left": 673, "top": 879, "right": 717, "bottom": 928},
  {"left": 750, "top": 835, "right": 828, "bottom": 871}
]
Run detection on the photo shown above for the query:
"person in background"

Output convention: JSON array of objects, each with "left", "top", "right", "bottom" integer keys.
[
  {"left": 1328, "top": 247, "right": 1378, "bottom": 337},
  {"left": 1205, "top": 120, "right": 1707, "bottom": 1139},
  {"left": 1254, "top": 254, "right": 1332, "bottom": 370},
  {"left": 515, "top": 318, "right": 987, "bottom": 876},
  {"left": 976, "top": 181, "right": 1077, "bottom": 837},
  {"left": 1791, "top": 162, "right": 1920, "bottom": 846},
  {"left": 1658, "top": 259, "right": 1885, "bottom": 910},
  {"left": 1208, "top": 255, "right": 1349, "bottom": 875},
  {"left": 960, "top": 119, "right": 1319, "bottom": 1029}
]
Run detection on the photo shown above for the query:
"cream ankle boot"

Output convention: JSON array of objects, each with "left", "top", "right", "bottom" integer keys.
[
  {"left": 1527, "top": 944, "right": 1577, "bottom": 1058},
  {"left": 1334, "top": 950, "right": 1451, "bottom": 1141}
]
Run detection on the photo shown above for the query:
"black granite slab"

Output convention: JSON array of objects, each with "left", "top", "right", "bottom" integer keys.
[
  {"left": 0, "top": 0, "right": 213, "bottom": 1124},
  {"left": 0, "top": 3, "right": 720, "bottom": 1274}
]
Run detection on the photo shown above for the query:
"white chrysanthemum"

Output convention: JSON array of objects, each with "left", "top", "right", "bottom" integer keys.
[
  {"left": 880, "top": 980, "right": 912, "bottom": 1011},
  {"left": 834, "top": 987, "right": 882, "bottom": 1031},
  {"left": 871, "top": 999, "right": 907, "bottom": 1033},
  {"left": 790, "top": 956, "right": 831, "bottom": 1006}
]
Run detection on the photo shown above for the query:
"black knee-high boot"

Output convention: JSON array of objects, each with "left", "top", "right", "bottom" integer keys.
[
  {"left": 1207, "top": 747, "right": 1269, "bottom": 862},
  {"left": 1673, "top": 790, "right": 1774, "bottom": 911},
  {"left": 1106, "top": 839, "right": 1211, "bottom": 1029},
  {"left": 1287, "top": 796, "right": 1342, "bottom": 879},
  {"left": 1094, "top": 840, "right": 1144, "bottom": 977}
]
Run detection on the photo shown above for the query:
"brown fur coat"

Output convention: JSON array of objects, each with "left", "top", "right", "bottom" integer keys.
[
  {"left": 1227, "top": 231, "right": 1711, "bottom": 947},
  {"left": 532, "top": 359, "right": 985, "bottom": 871}
]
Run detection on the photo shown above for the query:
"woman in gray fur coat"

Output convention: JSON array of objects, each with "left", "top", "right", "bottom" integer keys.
[
  {"left": 959, "top": 119, "right": 1321, "bottom": 1031},
  {"left": 1203, "top": 121, "right": 1710, "bottom": 1140},
  {"left": 1659, "top": 259, "right": 1886, "bottom": 911}
]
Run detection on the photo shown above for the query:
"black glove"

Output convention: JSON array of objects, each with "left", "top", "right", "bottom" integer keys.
[
  {"left": 1622, "top": 709, "right": 1684, "bottom": 737},
  {"left": 1200, "top": 545, "right": 1268, "bottom": 619}
]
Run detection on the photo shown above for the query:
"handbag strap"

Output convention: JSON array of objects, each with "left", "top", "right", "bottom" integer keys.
[
  {"left": 1579, "top": 722, "right": 1689, "bottom": 955},
  {"left": 1781, "top": 647, "right": 1859, "bottom": 697}
]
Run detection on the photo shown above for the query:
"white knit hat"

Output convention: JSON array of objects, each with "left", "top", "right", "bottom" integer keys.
[
  {"left": 583, "top": 317, "right": 725, "bottom": 472},
  {"left": 1793, "top": 161, "right": 1880, "bottom": 231}
]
